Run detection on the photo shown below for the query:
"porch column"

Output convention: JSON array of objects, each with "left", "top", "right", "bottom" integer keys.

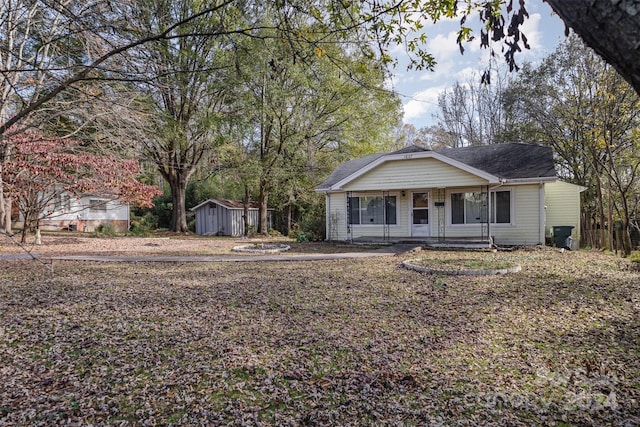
[
  {"left": 487, "top": 185, "right": 491, "bottom": 244},
  {"left": 383, "top": 190, "right": 389, "bottom": 241},
  {"left": 326, "top": 193, "right": 331, "bottom": 241},
  {"left": 539, "top": 183, "right": 545, "bottom": 245},
  {"left": 346, "top": 191, "right": 352, "bottom": 243}
]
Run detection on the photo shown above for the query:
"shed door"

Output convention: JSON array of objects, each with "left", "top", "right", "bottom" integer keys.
[
  {"left": 208, "top": 205, "right": 217, "bottom": 234},
  {"left": 411, "top": 192, "right": 430, "bottom": 237}
]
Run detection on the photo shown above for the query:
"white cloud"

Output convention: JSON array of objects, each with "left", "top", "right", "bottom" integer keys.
[
  {"left": 415, "top": 31, "right": 472, "bottom": 82},
  {"left": 520, "top": 13, "right": 543, "bottom": 51},
  {"left": 419, "top": 60, "right": 455, "bottom": 81},
  {"left": 427, "top": 31, "right": 461, "bottom": 61},
  {"left": 401, "top": 85, "right": 447, "bottom": 123},
  {"left": 453, "top": 66, "right": 478, "bottom": 82},
  {"left": 391, "top": 0, "right": 563, "bottom": 129},
  {"left": 388, "top": 41, "right": 409, "bottom": 57}
]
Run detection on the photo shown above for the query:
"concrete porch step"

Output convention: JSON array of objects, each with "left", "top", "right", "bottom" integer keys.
[
  {"left": 425, "top": 241, "right": 492, "bottom": 249},
  {"left": 352, "top": 236, "right": 492, "bottom": 249}
]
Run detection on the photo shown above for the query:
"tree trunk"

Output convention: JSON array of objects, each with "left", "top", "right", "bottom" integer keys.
[
  {"left": 594, "top": 175, "right": 607, "bottom": 249},
  {"left": 258, "top": 178, "right": 269, "bottom": 235},
  {"left": 0, "top": 189, "right": 10, "bottom": 234},
  {"left": 0, "top": 150, "right": 12, "bottom": 233},
  {"left": 20, "top": 207, "right": 35, "bottom": 243},
  {"left": 607, "top": 182, "right": 614, "bottom": 251},
  {"left": 545, "top": 0, "right": 640, "bottom": 95},
  {"left": 285, "top": 203, "right": 292, "bottom": 236},
  {"left": 620, "top": 193, "right": 633, "bottom": 256},
  {"left": 168, "top": 173, "right": 190, "bottom": 233},
  {"left": 243, "top": 185, "right": 250, "bottom": 236}
]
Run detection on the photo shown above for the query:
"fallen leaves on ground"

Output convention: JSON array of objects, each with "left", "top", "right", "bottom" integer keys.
[{"left": 1, "top": 244, "right": 639, "bottom": 426}]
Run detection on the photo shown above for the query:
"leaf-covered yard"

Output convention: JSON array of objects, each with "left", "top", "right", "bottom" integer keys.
[{"left": 1, "top": 244, "right": 639, "bottom": 425}]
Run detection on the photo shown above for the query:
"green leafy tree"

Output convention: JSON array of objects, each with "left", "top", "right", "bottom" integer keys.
[
  {"left": 228, "top": 14, "right": 401, "bottom": 234},
  {"left": 5, "top": 0, "right": 640, "bottom": 237},
  {"left": 123, "top": 0, "right": 234, "bottom": 232}
]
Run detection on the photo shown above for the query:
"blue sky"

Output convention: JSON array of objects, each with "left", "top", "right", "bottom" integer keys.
[{"left": 390, "top": 0, "right": 566, "bottom": 129}]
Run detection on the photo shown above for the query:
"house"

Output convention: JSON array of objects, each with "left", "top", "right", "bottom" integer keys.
[
  {"left": 316, "top": 143, "right": 585, "bottom": 248},
  {"left": 35, "top": 194, "right": 130, "bottom": 232},
  {"left": 191, "top": 199, "right": 273, "bottom": 237}
]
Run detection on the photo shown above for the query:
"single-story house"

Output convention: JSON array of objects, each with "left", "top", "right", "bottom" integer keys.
[
  {"left": 23, "top": 193, "right": 130, "bottom": 232},
  {"left": 191, "top": 199, "right": 273, "bottom": 236},
  {"left": 316, "top": 143, "right": 585, "bottom": 248}
]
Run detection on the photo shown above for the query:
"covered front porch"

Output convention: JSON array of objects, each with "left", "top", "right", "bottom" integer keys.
[{"left": 326, "top": 186, "right": 499, "bottom": 248}]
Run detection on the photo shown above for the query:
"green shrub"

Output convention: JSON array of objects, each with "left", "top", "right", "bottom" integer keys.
[
  {"left": 128, "top": 211, "right": 158, "bottom": 237},
  {"left": 128, "top": 223, "right": 149, "bottom": 237},
  {"left": 187, "top": 217, "right": 196, "bottom": 233},
  {"left": 268, "top": 228, "right": 282, "bottom": 237},
  {"left": 92, "top": 223, "right": 117, "bottom": 238},
  {"left": 141, "top": 212, "right": 158, "bottom": 229},
  {"left": 246, "top": 225, "right": 257, "bottom": 237},
  {"left": 290, "top": 225, "right": 320, "bottom": 243}
]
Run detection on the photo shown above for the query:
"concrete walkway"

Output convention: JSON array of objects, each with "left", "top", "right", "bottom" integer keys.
[{"left": 3, "top": 244, "right": 421, "bottom": 263}]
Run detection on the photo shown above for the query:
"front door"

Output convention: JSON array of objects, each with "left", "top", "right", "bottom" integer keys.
[{"left": 411, "top": 192, "right": 430, "bottom": 237}]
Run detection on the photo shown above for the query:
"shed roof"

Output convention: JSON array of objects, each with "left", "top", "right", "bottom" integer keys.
[
  {"left": 190, "top": 198, "right": 262, "bottom": 211},
  {"left": 316, "top": 143, "right": 557, "bottom": 191}
]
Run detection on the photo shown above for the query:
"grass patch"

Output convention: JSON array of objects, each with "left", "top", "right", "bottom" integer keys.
[
  {"left": 0, "top": 249, "right": 638, "bottom": 425},
  {"left": 412, "top": 255, "right": 518, "bottom": 271}
]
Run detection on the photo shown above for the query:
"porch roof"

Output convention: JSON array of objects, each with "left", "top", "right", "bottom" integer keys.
[{"left": 190, "top": 199, "right": 265, "bottom": 211}]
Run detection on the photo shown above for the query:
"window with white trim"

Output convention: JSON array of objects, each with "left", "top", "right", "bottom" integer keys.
[
  {"left": 450, "top": 190, "right": 511, "bottom": 225},
  {"left": 492, "top": 190, "right": 511, "bottom": 224},
  {"left": 348, "top": 195, "right": 397, "bottom": 225}
]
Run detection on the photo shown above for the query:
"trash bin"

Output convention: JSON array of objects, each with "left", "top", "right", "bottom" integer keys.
[{"left": 553, "top": 226, "right": 574, "bottom": 249}]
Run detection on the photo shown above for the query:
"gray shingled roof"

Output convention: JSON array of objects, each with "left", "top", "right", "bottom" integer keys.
[
  {"left": 191, "top": 198, "right": 261, "bottom": 211},
  {"left": 316, "top": 143, "right": 556, "bottom": 190},
  {"left": 436, "top": 143, "right": 557, "bottom": 179}
]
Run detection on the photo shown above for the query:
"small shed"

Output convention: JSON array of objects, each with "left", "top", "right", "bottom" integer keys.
[{"left": 191, "top": 199, "right": 272, "bottom": 236}]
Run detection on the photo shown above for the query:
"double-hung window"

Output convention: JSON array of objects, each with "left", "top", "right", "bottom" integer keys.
[
  {"left": 450, "top": 190, "right": 511, "bottom": 225},
  {"left": 491, "top": 190, "right": 511, "bottom": 224},
  {"left": 348, "top": 195, "right": 397, "bottom": 225}
]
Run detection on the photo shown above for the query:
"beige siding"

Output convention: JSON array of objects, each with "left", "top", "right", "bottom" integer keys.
[
  {"left": 492, "top": 184, "right": 542, "bottom": 245},
  {"left": 545, "top": 181, "right": 582, "bottom": 247},
  {"left": 327, "top": 185, "right": 547, "bottom": 244},
  {"left": 326, "top": 191, "right": 409, "bottom": 241},
  {"left": 343, "top": 158, "right": 488, "bottom": 191},
  {"left": 440, "top": 185, "right": 543, "bottom": 245},
  {"left": 326, "top": 193, "right": 347, "bottom": 241}
]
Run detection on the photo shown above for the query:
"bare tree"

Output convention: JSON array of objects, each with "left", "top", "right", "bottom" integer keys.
[
  {"left": 434, "top": 68, "right": 512, "bottom": 147},
  {"left": 504, "top": 35, "right": 640, "bottom": 253}
]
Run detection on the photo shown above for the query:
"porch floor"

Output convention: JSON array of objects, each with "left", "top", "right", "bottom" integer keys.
[{"left": 350, "top": 236, "right": 492, "bottom": 250}]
